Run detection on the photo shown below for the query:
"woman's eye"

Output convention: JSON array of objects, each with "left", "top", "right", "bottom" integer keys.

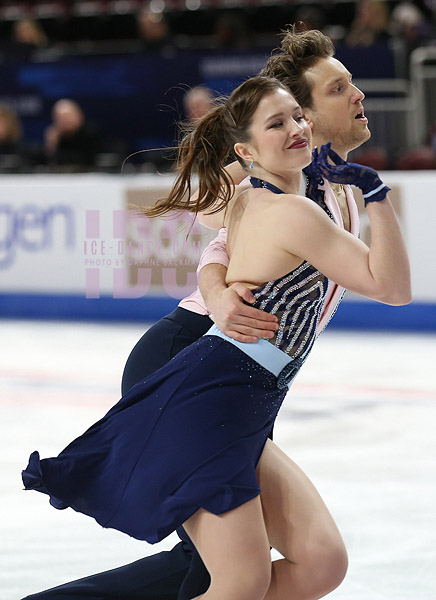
[{"left": 270, "top": 121, "right": 283, "bottom": 129}]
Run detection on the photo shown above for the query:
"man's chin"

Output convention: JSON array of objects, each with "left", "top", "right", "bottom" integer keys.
[{"left": 349, "top": 128, "right": 371, "bottom": 152}]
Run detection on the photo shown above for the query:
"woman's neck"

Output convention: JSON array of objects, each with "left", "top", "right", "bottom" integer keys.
[{"left": 250, "top": 168, "right": 302, "bottom": 195}]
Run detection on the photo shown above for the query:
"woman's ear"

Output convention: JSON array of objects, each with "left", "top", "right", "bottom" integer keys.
[{"left": 234, "top": 142, "right": 253, "bottom": 163}]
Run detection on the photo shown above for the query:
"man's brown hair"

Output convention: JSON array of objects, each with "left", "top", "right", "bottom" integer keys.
[{"left": 261, "top": 26, "right": 335, "bottom": 110}]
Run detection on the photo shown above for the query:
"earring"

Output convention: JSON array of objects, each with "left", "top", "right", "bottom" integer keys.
[{"left": 249, "top": 159, "right": 254, "bottom": 170}]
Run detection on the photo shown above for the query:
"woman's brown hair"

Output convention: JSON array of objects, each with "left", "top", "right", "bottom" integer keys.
[{"left": 144, "top": 76, "right": 289, "bottom": 219}]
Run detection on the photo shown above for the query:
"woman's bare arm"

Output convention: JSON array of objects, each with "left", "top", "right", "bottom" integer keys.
[{"left": 276, "top": 195, "right": 411, "bottom": 306}]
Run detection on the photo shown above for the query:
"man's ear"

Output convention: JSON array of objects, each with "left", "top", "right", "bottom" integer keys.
[
  {"left": 303, "top": 111, "right": 314, "bottom": 131},
  {"left": 234, "top": 142, "right": 253, "bottom": 163}
]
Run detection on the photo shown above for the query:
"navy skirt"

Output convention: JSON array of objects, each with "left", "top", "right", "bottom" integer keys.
[{"left": 22, "top": 336, "right": 288, "bottom": 543}]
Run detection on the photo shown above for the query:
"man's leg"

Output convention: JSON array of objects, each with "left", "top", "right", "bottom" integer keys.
[
  {"left": 176, "top": 527, "right": 211, "bottom": 600},
  {"left": 121, "top": 308, "right": 213, "bottom": 394},
  {"left": 22, "top": 543, "right": 191, "bottom": 600},
  {"left": 23, "top": 308, "right": 213, "bottom": 600}
]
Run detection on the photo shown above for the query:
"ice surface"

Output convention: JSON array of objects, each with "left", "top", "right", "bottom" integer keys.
[{"left": 1, "top": 320, "right": 435, "bottom": 599}]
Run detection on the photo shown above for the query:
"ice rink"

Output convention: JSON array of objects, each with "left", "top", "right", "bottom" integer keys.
[{"left": 1, "top": 319, "right": 436, "bottom": 600}]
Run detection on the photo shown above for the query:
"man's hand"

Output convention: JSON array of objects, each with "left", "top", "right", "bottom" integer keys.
[{"left": 207, "top": 281, "right": 278, "bottom": 343}]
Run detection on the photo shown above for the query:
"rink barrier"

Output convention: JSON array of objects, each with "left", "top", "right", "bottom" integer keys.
[
  {"left": 0, "top": 293, "right": 434, "bottom": 332},
  {"left": 1, "top": 171, "right": 435, "bottom": 331}
]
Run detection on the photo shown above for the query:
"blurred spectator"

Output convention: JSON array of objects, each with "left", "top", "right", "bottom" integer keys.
[
  {"left": 137, "top": 8, "right": 174, "bottom": 54},
  {"left": 14, "top": 18, "right": 48, "bottom": 48},
  {"left": 389, "top": 1, "right": 435, "bottom": 55},
  {"left": 0, "top": 103, "right": 22, "bottom": 154},
  {"left": 44, "top": 99, "right": 102, "bottom": 170},
  {"left": 294, "top": 7, "right": 327, "bottom": 34},
  {"left": 0, "top": 18, "right": 48, "bottom": 62},
  {"left": 346, "top": 0, "right": 391, "bottom": 46},
  {"left": 396, "top": 146, "right": 436, "bottom": 169},
  {"left": 0, "top": 103, "right": 24, "bottom": 171},
  {"left": 213, "top": 12, "right": 249, "bottom": 49},
  {"left": 183, "top": 86, "right": 214, "bottom": 122}
]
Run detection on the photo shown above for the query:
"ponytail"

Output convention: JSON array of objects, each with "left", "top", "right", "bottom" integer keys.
[
  {"left": 143, "top": 76, "right": 289, "bottom": 219},
  {"left": 144, "top": 103, "right": 237, "bottom": 219}
]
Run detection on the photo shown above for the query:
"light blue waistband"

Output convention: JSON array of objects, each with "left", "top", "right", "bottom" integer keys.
[{"left": 205, "top": 324, "right": 293, "bottom": 377}]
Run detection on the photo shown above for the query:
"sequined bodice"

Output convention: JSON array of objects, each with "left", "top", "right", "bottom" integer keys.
[
  {"left": 250, "top": 262, "right": 328, "bottom": 359},
  {"left": 247, "top": 176, "right": 331, "bottom": 361}
]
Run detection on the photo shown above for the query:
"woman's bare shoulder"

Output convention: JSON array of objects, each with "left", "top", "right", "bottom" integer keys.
[
  {"left": 270, "top": 193, "right": 332, "bottom": 238},
  {"left": 273, "top": 193, "right": 320, "bottom": 217},
  {"left": 198, "top": 181, "right": 250, "bottom": 229}
]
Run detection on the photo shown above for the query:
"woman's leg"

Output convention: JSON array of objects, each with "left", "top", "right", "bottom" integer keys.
[
  {"left": 258, "top": 440, "right": 348, "bottom": 600},
  {"left": 183, "top": 496, "right": 272, "bottom": 600}
]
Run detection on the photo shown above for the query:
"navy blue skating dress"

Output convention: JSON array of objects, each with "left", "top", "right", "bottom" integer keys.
[{"left": 22, "top": 179, "right": 331, "bottom": 544}]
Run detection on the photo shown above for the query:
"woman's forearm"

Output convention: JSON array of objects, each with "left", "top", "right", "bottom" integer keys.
[{"left": 366, "top": 197, "right": 411, "bottom": 305}]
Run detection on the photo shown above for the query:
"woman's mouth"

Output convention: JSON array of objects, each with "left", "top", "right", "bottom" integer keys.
[{"left": 288, "top": 139, "right": 308, "bottom": 149}]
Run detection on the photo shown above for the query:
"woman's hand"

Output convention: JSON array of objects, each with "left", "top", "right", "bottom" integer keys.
[{"left": 313, "top": 143, "right": 391, "bottom": 205}]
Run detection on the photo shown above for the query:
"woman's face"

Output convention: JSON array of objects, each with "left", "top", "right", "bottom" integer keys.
[{"left": 239, "top": 88, "right": 312, "bottom": 176}]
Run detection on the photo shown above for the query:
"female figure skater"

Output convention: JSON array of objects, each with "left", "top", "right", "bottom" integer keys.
[{"left": 23, "top": 76, "right": 410, "bottom": 600}]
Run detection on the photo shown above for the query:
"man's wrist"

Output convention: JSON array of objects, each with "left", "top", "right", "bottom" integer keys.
[
  {"left": 198, "top": 262, "right": 228, "bottom": 303},
  {"left": 202, "top": 282, "right": 226, "bottom": 310}
]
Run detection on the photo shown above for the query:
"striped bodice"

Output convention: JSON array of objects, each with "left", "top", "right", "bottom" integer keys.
[{"left": 251, "top": 261, "right": 328, "bottom": 360}]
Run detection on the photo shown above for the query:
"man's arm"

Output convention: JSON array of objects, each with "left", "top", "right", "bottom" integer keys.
[{"left": 198, "top": 263, "right": 278, "bottom": 343}]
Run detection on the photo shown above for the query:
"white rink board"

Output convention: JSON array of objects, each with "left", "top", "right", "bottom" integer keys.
[{"left": 0, "top": 171, "right": 435, "bottom": 302}]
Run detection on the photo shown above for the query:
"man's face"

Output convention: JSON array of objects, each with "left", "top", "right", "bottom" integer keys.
[
  {"left": 304, "top": 57, "right": 371, "bottom": 157},
  {"left": 52, "top": 102, "right": 83, "bottom": 135}
]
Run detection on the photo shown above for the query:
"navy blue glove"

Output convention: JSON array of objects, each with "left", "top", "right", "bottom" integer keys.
[
  {"left": 312, "top": 143, "right": 391, "bottom": 206},
  {"left": 302, "top": 162, "right": 325, "bottom": 206}
]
